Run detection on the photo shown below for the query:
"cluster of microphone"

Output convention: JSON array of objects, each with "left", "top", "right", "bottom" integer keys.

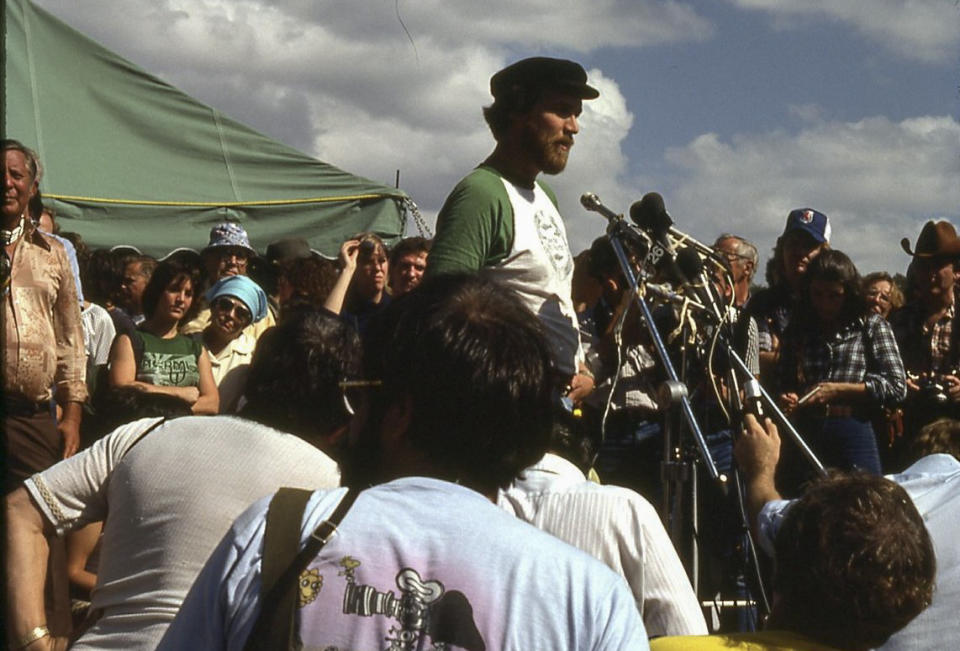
[
  {"left": 580, "top": 191, "right": 728, "bottom": 323},
  {"left": 581, "top": 191, "right": 763, "bottom": 420}
]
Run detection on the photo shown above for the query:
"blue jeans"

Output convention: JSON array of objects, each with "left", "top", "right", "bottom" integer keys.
[{"left": 779, "top": 415, "right": 882, "bottom": 496}]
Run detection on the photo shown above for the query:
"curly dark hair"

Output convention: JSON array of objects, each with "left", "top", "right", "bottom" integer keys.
[
  {"left": 240, "top": 309, "right": 362, "bottom": 446},
  {"left": 279, "top": 256, "right": 339, "bottom": 310},
  {"left": 347, "top": 274, "right": 553, "bottom": 493},
  {"left": 772, "top": 471, "right": 936, "bottom": 650}
]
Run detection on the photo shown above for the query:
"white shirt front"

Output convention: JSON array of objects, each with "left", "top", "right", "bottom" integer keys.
[{"left": 499, "top": 453, "right": 708, "bottom": 637}]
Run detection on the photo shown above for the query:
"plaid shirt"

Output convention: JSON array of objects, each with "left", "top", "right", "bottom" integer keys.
[
  {"left": 777, "top": 313, "right": 907, "bottom": 407},
  {"left": 889, "top": 299, "right": 957, "bottom": 374}
]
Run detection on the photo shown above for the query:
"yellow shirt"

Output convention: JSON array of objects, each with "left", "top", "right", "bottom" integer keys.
[{"left": 651, "top": 631, "right": 839, "bottom": 651}]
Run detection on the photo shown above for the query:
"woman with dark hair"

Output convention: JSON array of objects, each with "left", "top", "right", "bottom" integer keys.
[
  {"left": 107, "top": 260, "right": 218, "bottom": 414},
  {"left": 776, "top": 249, "right": 906, "bottom": 490}
]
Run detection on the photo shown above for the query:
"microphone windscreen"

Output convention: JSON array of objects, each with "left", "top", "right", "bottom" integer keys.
[
  {"left": 629, "top": 192, "right": 672, "bottom": 232},
  {"left": 676, "top": 247, "right": 704, "bottom": 280}
]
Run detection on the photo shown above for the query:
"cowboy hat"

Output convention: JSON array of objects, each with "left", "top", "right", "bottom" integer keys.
[{"left": 900, "top": 220, "right": 960, "bottom": 258}]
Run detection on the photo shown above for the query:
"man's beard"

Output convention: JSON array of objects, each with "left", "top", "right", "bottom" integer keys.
[{"left": 522, "top": 125, "right": 572, "bottom": 176}]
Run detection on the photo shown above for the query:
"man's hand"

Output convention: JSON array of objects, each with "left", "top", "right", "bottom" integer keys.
[
  {"left": 733, "top": 413, "right": 783, "bottom": 533},
  {"left": 567, "top": 370, "right": 595, "bottom": 404},
  {"left": 733, "top": 413, "right": 780, "bottom": 480},
  {"left": 58, "top": 402, "right": 83, "bottom": 459}
]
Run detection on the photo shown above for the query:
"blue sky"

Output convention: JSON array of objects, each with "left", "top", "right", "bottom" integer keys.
[{"left": 29, "top": 0, "right": 960, "bottom": 278}]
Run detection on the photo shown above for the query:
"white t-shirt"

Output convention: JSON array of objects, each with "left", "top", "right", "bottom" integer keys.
[
  {"left": 26, "top": 415, "right": 340, "bottom": 650},
  {"left": 499, "top": 453, "right": 707, "bottom": 637},
  {"left": 484, "top": 177, "right": 581, "bottom": 375},
  {"left": 160, "top": 476, "right": 649, "bottom": 651}
]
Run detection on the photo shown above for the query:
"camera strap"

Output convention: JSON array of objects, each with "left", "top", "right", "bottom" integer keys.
[{"left": 244, "top": 486, "right": 359, "bottom": 651}]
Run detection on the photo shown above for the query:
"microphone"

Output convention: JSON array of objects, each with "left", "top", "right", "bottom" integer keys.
[
  {"left": 580, "top": 192, "right": 621, "bottom": 223},
  {"left": 629, "top": 193, "right": 680, "bottom": 280},
  {"left": 630, "top": 192, "right": 725, "bottom": 268},
  {"left": 676, "top": 247, "right": 724, "bottom": 323},
  {"left": 581, "top": 192, "right": 651, "bottom": 261}
]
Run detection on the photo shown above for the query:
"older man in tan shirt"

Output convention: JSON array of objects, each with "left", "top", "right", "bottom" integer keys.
[
  {"left": 3, "top": 140, "right": 86, "bottom": 486},
  {"left": 3, "top": 140, "right": 86, "bottom": 643}
]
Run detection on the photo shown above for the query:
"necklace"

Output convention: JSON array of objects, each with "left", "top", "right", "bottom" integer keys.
[{"left": 1, "top": 217, "right": 26, "bottom": 246}]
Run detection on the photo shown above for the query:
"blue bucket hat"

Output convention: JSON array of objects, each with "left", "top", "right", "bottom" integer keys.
[{"left": 205, "top": 275, "right": 268, "bottom": 323}]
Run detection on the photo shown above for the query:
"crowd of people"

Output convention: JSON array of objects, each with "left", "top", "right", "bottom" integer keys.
[{"left": 2, "top": 54, "right": 958, "bottom": 651}]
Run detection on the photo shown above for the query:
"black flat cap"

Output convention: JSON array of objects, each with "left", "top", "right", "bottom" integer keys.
[{"left": 491, "top": 57, "right": 599, "bottom": 100}]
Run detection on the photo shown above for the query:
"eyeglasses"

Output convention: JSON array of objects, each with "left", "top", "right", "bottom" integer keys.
[
  {"left": 338, "top": 379, "right": 382, "bottom": 416},
  {"left": 865, "top": 289, "right": 892, "bottom": 304},
  {"left": 211, "top": 296, "right": 252, "bottom": 323}
]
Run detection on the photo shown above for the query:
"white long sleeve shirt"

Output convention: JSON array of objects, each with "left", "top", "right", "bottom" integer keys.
[{"left": 499, "top": 453, "right": 708, "bottom": 637}]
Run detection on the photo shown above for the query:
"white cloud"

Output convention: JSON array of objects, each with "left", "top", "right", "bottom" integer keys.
[
  {"left": 661, "top": 114, "right": 960, "bottom": 276},
  {"left": 730, "top": 0, "right": 960, "bottom": 63},
  {"left": 787, "top": 103, "right": 825, "bottom": 123},
  {"left": 28, "top": 0, "right": 693, "bottom": 243}
]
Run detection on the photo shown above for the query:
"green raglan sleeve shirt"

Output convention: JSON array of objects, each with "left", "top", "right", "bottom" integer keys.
[{"left": 427, "top": 166, "right": 516, "bottom": 275}]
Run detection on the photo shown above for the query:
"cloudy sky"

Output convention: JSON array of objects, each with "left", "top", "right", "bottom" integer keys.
[{"left": 32, "top": 0, "right": 960, "bottom": 278}]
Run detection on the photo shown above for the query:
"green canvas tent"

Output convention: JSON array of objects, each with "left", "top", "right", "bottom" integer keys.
[{"left": 3, "top": 0, "right": 410, "bottom": 258}]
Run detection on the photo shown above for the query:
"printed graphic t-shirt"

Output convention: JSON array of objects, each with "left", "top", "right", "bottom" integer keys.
[
  {"left": 134, "top": 330, "right": 202, "bottom": 387},
  {"left": 160, "top": 477, "right": 648, "bottom": 651}
]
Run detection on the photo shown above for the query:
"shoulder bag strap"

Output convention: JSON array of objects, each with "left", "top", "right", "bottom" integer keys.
[{"left": 243, "top": 487, "right": 359, "bottom": 651}]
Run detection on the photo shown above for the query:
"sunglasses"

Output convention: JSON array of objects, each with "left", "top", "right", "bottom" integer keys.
[{"left": 211, "top": 296, "right": 252, "bottom": 323}]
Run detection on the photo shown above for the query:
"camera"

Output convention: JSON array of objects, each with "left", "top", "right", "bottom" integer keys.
[{"left": 908, "top": 371, "right": 954, "bottom": 405}]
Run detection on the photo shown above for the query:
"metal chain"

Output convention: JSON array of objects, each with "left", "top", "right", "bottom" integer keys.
[{"left": 402, "top": 197, "right": 433, "bottom": 238}]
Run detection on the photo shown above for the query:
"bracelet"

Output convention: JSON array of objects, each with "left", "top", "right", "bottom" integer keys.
[{"left": 15, "top": 626, "right": 50, "bottom": 649}]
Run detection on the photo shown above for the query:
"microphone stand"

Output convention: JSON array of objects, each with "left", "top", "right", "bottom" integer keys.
[{"left": 603, "top": 218, "right": 724, "bottom": 584}]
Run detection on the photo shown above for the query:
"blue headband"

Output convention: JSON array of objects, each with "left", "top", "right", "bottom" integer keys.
[{"left": 205, "top": 275, "right": 268, "bottom": 323}]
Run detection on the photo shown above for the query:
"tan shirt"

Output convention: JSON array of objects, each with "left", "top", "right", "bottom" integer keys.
[{"left": 3, "top": 223, "right": 87, "bottom": 404}]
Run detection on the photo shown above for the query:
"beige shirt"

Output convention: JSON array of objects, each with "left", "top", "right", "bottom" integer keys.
[
  {"left": 3, "top": 222, "right": 86, "bottom": 404},
  {"left": 205, "top": 331, "right": 256, "bottom": 413}
]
